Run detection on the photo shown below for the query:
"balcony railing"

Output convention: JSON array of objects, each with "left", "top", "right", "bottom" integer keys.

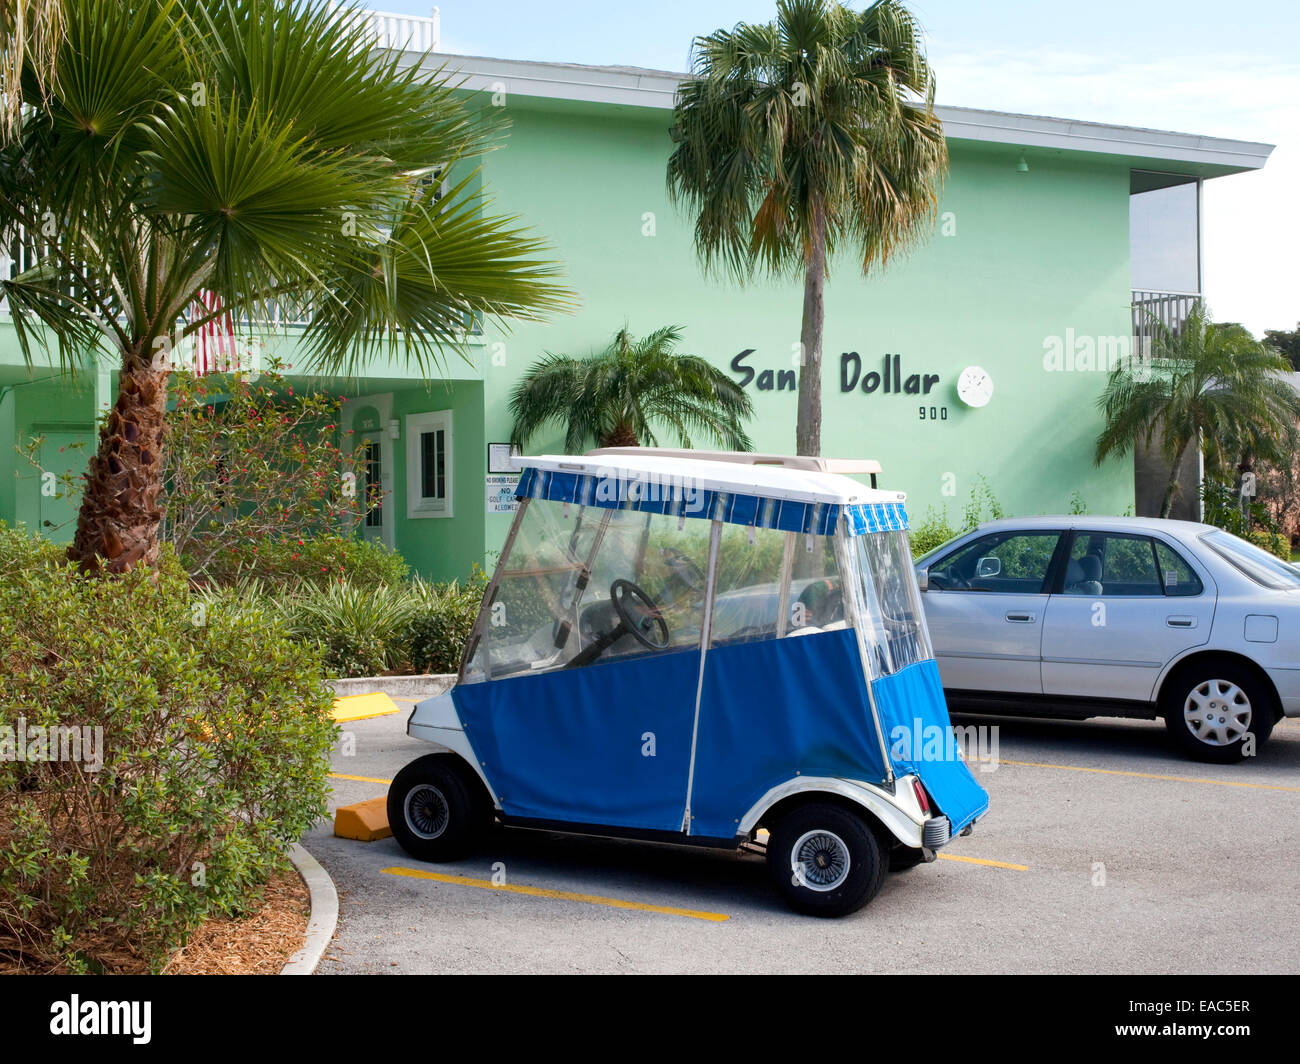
[
  {"left": 1132, "top": 289, "right": 1201, "bottom": 353},
  {"left": 328, "top": 4, "right": 440, "bottom": 52}
]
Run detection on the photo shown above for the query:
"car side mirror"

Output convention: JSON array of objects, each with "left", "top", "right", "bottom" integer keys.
[
  {"left": 916, "top": 567, "right": 929, "bottom": 592},
  {"left": 975, "top": 556, "right": 1001, "bottom": 578}
]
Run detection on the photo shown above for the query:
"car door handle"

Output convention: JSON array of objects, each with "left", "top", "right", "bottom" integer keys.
[
  {"left": 1167, "top": 616, "right": 1196, "bottom": 628},
  {"left": 1005, "top": 611, "right": 1036, "bottom": 623}
]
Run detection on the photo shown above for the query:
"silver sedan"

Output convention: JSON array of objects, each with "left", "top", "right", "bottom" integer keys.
[{"left": 914, "top": 515, "right": 1300, "bottom": 763}]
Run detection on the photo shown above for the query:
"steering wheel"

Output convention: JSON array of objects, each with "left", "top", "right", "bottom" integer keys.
[{"left": 610, "top": 579, "right": 670, "bottom": 650}]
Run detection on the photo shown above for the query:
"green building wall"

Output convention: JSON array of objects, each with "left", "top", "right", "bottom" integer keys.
[
  {"left": 0, "top": 90, "right": 1167, "bottom": 583},
  {"left": 471, "top": 97, "right": 1135, "bottom": 561}
]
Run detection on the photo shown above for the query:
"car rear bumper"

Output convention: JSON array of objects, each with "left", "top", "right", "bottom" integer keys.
[{"left": 1264, "top": 666, "right": 1300, "bottom": 718}]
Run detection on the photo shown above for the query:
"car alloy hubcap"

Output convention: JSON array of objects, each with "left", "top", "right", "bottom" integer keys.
[
  {"left": 1184, "top": 680, "right": 1251, "bottom": 747},
  {"left": 792, "top": 830, "right": 851, "bottom": 892},
  {"left": 405, "top": 784, "right": 450, "bottom": 839}
]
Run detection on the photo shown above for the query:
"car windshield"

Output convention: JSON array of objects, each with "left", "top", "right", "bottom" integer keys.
[{"left": 1200, "top": 529, "right": 1300, "bottom": 590}]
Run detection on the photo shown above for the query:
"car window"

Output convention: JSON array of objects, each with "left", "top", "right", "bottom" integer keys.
[
  {"left": 1065, "top": 532, "right": 1162, "bottom": 596},
  {"left": 1153, "top": 540, "right": 1204, "bottom": 597},
  {"left": 928, "top": 531, "right": 1061, "bottom": 594},
  {"left": 1200, "top": 529, "right": 1300, "bottom": 591}
]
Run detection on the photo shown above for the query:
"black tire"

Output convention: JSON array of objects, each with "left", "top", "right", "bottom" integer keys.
[
  {"left": 766, "top": 802, "right": 887, "bottom": 917},
  {"left": 1162, "top": 661, "right": 1276, "bottom": 764},
  {"left": 387, "top": 755, "right": 488, "bottom": 862}
]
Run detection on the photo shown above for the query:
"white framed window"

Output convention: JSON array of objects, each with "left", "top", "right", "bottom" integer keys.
[{"left": 406, "top": 410, "right": 453, "bottom": 519}]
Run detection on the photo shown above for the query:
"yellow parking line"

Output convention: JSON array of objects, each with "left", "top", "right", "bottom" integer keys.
[
  {"left": 994, "top": 758, "right": 1300, "bottom": 793},
  {"left": 937, "top": 853, "right": 1028, "bottom": 871},
  {"left": 329, "top": 772, "right": 393, "bottom": 785},
  {"left": 382, "top": 866, "right": 730, "bottom": 922}
]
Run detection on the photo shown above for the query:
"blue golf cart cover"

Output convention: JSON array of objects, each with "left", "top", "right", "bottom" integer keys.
[
  {"left": 452, "top": 458, "right": 988, "bottom": 840},
  {"left": 515, "top": 466, "right": 908, "bottom": 537},
  {"left": 453, "top": 630, "right": 987, "bottom": 840}
]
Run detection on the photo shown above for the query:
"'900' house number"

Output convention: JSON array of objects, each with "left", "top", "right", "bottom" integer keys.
[{"left": 919, "top": 406, "right": 948, "bottom": 421}]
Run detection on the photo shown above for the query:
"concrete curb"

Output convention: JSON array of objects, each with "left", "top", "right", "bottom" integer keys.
[
  {"left": 331, "top": 673, "right": 456, "bottom": 700},
  {"left": 281, "top": 843, "right": 339, "bottom": 976}
]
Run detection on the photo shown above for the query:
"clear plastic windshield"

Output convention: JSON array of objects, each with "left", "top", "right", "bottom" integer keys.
[
  {"left": 461, "top": 500, "right": 927, "bottom": 684},
  {"left": 847, "top": 530, "right": 933, "bottom": 676},
  {"left": 461, "top": 500, "right": 711, "bottom": 683}
]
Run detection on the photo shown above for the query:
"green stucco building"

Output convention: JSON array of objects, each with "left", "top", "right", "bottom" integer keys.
[{"left": 0, "top": 41, "right": 1272, "bottom": 582}]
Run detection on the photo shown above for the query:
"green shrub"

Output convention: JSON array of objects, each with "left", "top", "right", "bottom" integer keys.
[
  {"left": 0, "top": 531, "right": 336, "bottom": 973},
  {"left": 276, "top": 579, "right": 423, "bottom": 677},
  {"left": 909, "top": 507, "right": 959, "bottom": 559},
  {"left": 404, "top": 568, "right": 489, "bottom": 675},
  {"left": 273, "top": 568, "right": 489, "bottom": 678},
  {"left": 1247, "top": 529, "right": 1290, "bottom": 560},
  {"left": 195, "top": 533, "right": 409, "bottom": 590}
]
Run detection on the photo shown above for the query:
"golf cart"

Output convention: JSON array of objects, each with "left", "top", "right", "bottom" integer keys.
[{"left": 390, "top": 449, "right": 988, "bottom": 916}]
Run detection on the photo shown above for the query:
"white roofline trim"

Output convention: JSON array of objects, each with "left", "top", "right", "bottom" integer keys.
[{"left": 399, "top": 52, "right": 1273, "bottom": 173}]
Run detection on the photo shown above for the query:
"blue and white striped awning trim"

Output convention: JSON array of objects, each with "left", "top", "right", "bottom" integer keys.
[{"left": 514, "top": 467, "right": 909, "bottom": 536}]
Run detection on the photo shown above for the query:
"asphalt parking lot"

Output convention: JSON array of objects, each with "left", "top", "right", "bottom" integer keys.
[{"left": 306, "top": 692, "right": 1300, "bottom": 974}]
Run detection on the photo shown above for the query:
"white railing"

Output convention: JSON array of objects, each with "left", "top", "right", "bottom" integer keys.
[{"left": 329, "top": 5, "right": 440, "bottom": 52}]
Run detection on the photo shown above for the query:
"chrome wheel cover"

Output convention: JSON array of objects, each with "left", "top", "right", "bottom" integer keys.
[
  {"left": 404, "top": 783, "right": 451, "bottom": 839},
  {"left": 1184, "top": 679, "right": 1251, "bottom": 747},
  {"left": 792, "top": 829, "right": 851, "bottom": 892}
]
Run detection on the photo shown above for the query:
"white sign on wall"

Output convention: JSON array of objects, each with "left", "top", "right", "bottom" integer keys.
[{"left": 486, "top": 474, "right": 520, "bottom": 514}]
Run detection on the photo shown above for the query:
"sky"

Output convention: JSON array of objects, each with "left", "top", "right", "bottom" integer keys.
[{"left": 375, "top": 0, "right": 1299, "bottom": 337}]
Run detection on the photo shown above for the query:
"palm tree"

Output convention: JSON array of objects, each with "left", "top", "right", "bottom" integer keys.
[
  {"left": 1095, "top": 301, "right": 1300, "bottom": 518},
  {"left": 0, "top": 0, "right": 571, "bottom": 573},
  {"left": 508, "top": 325, "right": 754, "bottom": 451},
  {"left": 666, "top": 0, "right": 946, "bottom": 457}
]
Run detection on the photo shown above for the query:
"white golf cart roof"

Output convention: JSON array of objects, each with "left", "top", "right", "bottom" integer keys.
[{"left": 511, "top": 449, "right": 903, "bottom": 507}]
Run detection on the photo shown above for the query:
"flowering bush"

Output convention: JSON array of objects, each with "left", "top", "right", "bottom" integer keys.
[{"left": 164, "top": 361, "right": 380, "bottom": 582}]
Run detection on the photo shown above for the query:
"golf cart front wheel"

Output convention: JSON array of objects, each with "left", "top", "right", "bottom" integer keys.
[
  {"left": 387, "top": 755, "right": 487, "bottom": 862},
  {"left": 767, "top": 802, "right": 886, "bottom": 917}
]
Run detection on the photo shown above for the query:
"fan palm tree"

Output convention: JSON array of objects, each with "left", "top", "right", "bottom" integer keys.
[
  {"left": 1095, "top": 301, "right": 1300, "bottom": 518},
  {"left": 0, "top": 0, "right": 572, "bottom": 573},
  {"left": 508, "top": 325, "right": 754, "bottom": 451},
  {"left": 666, "top": 0, "right": 946, "bottom": 457}
]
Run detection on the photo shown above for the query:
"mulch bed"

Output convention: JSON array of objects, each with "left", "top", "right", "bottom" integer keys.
[
  {"left": 163, "top": 868, "right": 310, "bottom": 975},
  {"left": 0, "top": 867, "right": 311, "bottom": 975}
]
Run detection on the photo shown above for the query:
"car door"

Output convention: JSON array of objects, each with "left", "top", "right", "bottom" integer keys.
[
  {"left": 1040, "top": 530, "right": 1215, "bottom": 702},
  {"left": 920, "top": 529, "right": 1065, "bottom": 694}
]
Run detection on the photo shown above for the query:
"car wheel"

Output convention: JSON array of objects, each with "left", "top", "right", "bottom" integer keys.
[
  {"left": 767, "top": 802, "right": 887, "bottom": 917},
  {"left": 387, "top": 755, "right": 488, "bottom": 862},
  {"left": 1162, "top": 662, "right": 1276, "bottom": 764}
]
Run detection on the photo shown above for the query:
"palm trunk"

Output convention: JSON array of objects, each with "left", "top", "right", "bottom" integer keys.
[
  {"left": 599, "top": 423, "right": 640, "bottom": 448},
  {"left": 67, "top": 351, "right": 169, "bottom": 573},
  {"left": 795, "top": 205, "right": 826, "bottom": 458},
  {"left": 1159, "top": 437, "right": 1191, "bottom": 519}
]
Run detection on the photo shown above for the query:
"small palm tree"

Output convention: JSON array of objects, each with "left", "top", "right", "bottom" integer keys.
[
  {"left": 508, "top": 325, "right": 754, "bottom": 452},
  {"left": 0, "top": 0, "right": 572, "bottom": 573},
  {"left": 1095, "top": 301, "right": 1300, "bottom": 518},
  {"left": 667, "top": 0, "right": 947, "bottom": 456}
]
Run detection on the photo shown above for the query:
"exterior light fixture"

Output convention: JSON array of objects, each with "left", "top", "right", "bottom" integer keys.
[
  {"left": 388, "top": 419, "right": 401, "bottom": 440},
  {"left": 1016, "top": 151, "right": 1029, "bottom": 173}
]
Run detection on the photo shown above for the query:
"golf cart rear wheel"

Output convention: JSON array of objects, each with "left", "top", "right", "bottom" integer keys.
[
  {"left": 387, "top": 755, "right": 486, "bottom": 862},
  {"left": 1162, "top": 661, "right": 1275, "bottom": 764},
  {"left": 767, "top": 802, "right": 886, "bottom": 917}
]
